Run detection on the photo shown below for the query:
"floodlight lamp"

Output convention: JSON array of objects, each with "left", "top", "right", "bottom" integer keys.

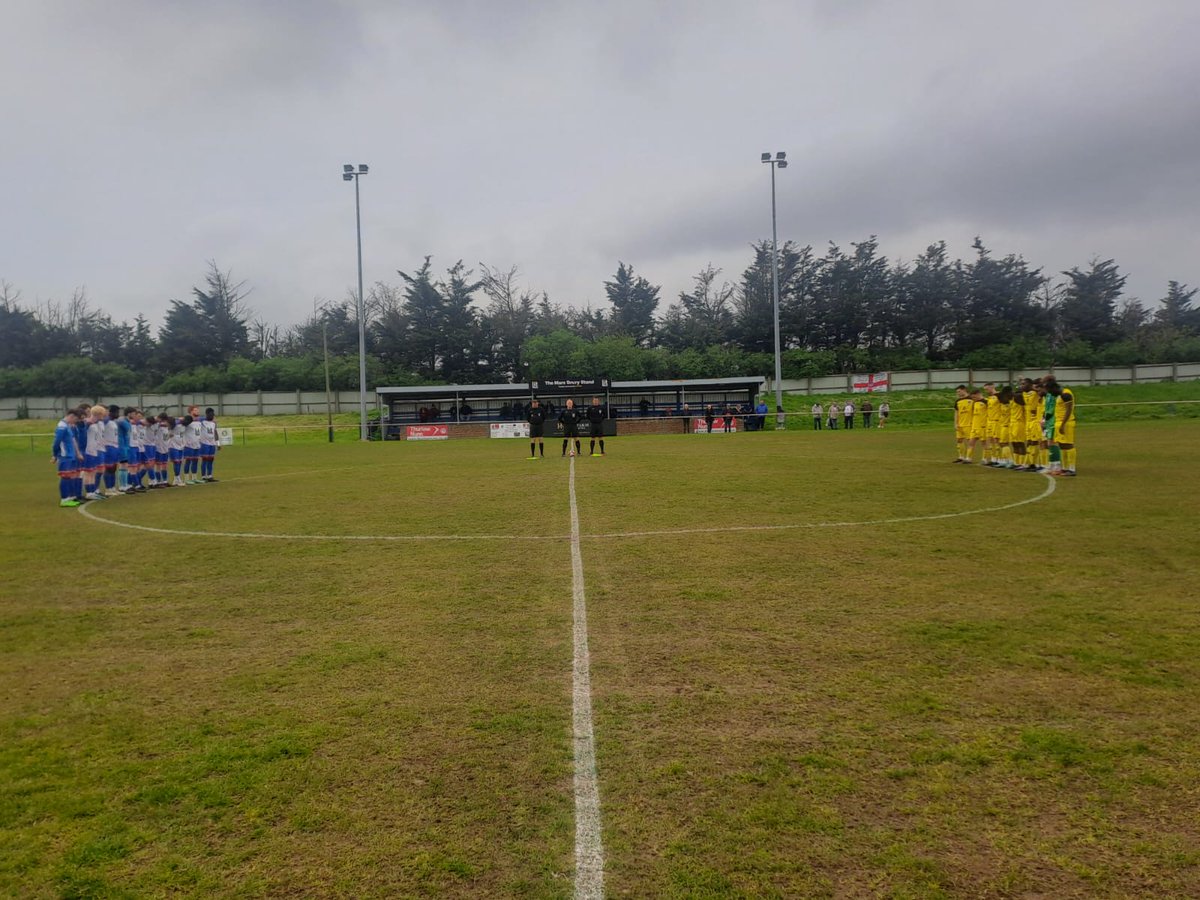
[
  {"left": 776, "top": 152, "right": 786, "bottom": 161},
  {"left": 343, "top": 173, "right": 353, "bottom": 181},
  {"left": 778, "top": 160, "right": 788, "bottom": 169},
  {"left": 761, "top": 152, "right": 771, "bottom": 162},
  {"left": 358, "top": 164, "right": 369, "bottom": 174},
  {"left": 343, "top": 164, "right": 354, "bottom": 173}
]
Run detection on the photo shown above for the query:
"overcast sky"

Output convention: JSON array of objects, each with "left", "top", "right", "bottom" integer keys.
[{"left": 3, "top": 0, "right": 1198, "bottom": 331}]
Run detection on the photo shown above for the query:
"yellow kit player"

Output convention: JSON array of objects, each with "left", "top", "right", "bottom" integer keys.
[
  {"left": 1020, "top": 379, "right": 1040, "bottom": 469},
  {"left": 1055, "top": 385, "right": 1077, "bottom": 476},
  {"left": 984, "top": 383, "right": 1001, "bottom": 464},
  {"left": 953, "top": 385, "right": 972, "bottom": 463},
  {"left": 993, "top": 386, "right": 1014, "bottom": 468},
  {"left": 965, "top": 388, "right": 988, "bottom": 464},
  {"left": 1010, "top": 390, "right": 1029, "bottom": 470}
]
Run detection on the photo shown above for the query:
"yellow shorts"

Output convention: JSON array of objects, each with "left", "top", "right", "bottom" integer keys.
[
  {"left": 970, "top": 426, "right": 986, "bottom": 441},
  {"left": 999, "top": 426, "right": 1010, "bottom": 444},
  {"left": 956, "top": 428, "right": 968, "bottom": 442},
  {"left": 1056, "top": 420, "right": 1076, "bottom": 445}
]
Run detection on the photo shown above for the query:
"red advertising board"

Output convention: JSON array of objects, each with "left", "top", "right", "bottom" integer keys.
[
  {"left": 691, "top": 417, "right": 737, "bottom": 433},
  {"left": 406, "top": 424, "right": 449, "bottom": 440}
]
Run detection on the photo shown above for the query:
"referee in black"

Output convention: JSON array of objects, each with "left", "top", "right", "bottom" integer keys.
[
  {"left": 558, "top": 399, "right": 583, "bottom": 457},
  {"left": 586, "top": 396, "right": 607, "bottom": 457},
  {"left": 526, "top": 398, "right": 546, "bottom": 459}
]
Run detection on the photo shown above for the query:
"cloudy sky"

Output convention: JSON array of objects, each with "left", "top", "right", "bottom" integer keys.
[{"left": 3, "top": 0, "right": 1197, "bottom": 331}]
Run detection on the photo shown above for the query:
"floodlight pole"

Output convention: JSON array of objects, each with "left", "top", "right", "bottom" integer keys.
[
  {"left": 316, "top": 299, "right": 334, "bottom": 443},
  {"left": 761, "top": 151, "right": 788, "bottom": 426},
  {"left": 343, "top": 164, "right": 370, "bottom": 441}
]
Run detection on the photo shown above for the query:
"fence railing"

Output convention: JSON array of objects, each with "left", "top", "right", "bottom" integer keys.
[
  {"left": 767, "top": 362, "right": 1200, "bottom": 396},
  {"left": 5, "top": 400, "right": 1198, "bottom": 453},
  {"left": 3, "top": 363, "right": 1200, "bottom": 420}
]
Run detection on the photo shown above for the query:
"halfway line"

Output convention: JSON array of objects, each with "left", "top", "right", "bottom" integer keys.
[{"left": 569, "top": 455, "right": 605, "bottom": 899}]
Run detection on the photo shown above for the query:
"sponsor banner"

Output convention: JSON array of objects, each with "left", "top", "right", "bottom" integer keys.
[
  {"left": 852, "top": 372, "right": 890, "bottom": 393},
  {"left": 490, "top": 422, "right": 530, "bottom": 439},
  {"left": 692, "top": 417, "right": 738, "bottom": 433},
  {"left": 217, "top": 427, "right": 234, "bottom": 446},
  {"left": 532, "top": 377, "right": 610, "bottom": 392},
  {"left": 406, "top": 424, "right": 449, "bottom": 440}
]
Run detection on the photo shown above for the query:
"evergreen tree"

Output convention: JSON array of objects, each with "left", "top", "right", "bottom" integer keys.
[
  {"left": 660, "top": 264, "right": 735, "bottom": 351},
  {"left": 953, "top": 238, "right": 1048, "bottom": 355},
  {"left": 899, "top": 242, "right": 959, "bottom": 356},
  {"left": 604, "top": 262, "right": 660, "bottom": 346},
  {"left": 1155, "top": 281, "right": 1198, "bottom": 331},
  {"left": 733, "top": 241, "right": 776, "bottom": 353},
  {"left": 1060, "top": 257, "right": 1126, "bottom": 347},
  {"left": 158, "top": 262, "right": 251, "bottom": 372}
]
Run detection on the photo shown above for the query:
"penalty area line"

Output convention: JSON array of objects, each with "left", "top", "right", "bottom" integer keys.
[{"left": 568, "top": 455, "right": 604, "bottom": 899}]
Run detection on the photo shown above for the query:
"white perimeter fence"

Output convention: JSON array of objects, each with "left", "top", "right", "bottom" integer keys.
[
  {"left": 766, "top": 362, "right": 1200, "bottom": 396},
  {"left": 2, "top": 363, "right": 1199, "bottom": 421}
]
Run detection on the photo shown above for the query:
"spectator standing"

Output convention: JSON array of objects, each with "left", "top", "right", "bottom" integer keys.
[
  {"left": 861, "top": 399, "right": 873, "bottom": 428},
  {"left": 755, "top": 399, "right": 769, "bottom": 431},
  {"left": 704, "top": 405, "right": 715, "bottom": 433},
  {"left": 812, "top": 402, "right": 823, "bottom": 430},
  {"left": 723, "top": 403, "right": 734, "bottom": 433},
  {"left": 843, "top": 400, "right": 855, "bottom": 430},
  {"left": 827, "top": 402, "right": 838, "bottom": 430},
  {"left": 878, "top": 401, "right": 890, "bottom": 428}
]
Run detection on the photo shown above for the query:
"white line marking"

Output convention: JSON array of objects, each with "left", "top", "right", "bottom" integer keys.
[
  {"left": 569, "top": 456, "right": 605, "bottom": 899},
  {"left": 585, "top": 472, "right": 1058, "bottom": 539},
  {"left": 75, "top": 501, "right": 568, "bottom": 542},
  {"left": 75, "top": 472, "right": 1057, "bottom": 543}
]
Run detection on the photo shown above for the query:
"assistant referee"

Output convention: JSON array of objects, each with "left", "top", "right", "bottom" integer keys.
[
  {"left": 526, "top": 398, "right": 546, "bottom": 459},
  {"left": 586, "top": 396, "right": 607, "bottom": 457}
]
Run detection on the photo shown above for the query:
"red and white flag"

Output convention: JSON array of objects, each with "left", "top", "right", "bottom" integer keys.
[{"left": 852, "top": 372, "right": 889, "bottom": 393}]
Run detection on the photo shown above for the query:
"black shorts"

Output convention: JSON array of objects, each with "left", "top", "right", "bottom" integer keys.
[
  {"left": 530, "top": 422, "right": 544, "bottom": 438},
  {"left": 563, "top": 426, "right": 579, "bottom": 439},
  {"left": 587, "top": 421, "right": 604, "bottom": 437}
]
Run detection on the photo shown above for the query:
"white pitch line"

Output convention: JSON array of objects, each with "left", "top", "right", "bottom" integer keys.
[
  {"left": 75, "top": 472, "right": 1057, "bottom": 543},
  {"left": 569, "top": 455, "right": 605, "bottom": 900},
  {"left": 75, "top": 501, "right": 568, "bottom": 542},
  {"left": 583, "top": 471, "right": 1058, "bottom": 539}
]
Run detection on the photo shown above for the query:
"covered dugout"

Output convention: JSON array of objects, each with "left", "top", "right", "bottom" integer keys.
[{"left": 375, "top": 377, "right": 765, "bottom": 438}]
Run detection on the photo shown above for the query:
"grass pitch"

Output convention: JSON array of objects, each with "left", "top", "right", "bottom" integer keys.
[{"left": 2, "top": 423, "right": 1199, "bottom": 897}]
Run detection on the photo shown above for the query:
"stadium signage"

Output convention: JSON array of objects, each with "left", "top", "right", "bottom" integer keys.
[
  {"left": 531, "top": 378, "right": 610, "bottom": 392},
  {"left": 691, "top": 417, "right": 737, "bottom": 433},
  {"left": 406, "top": 424, "right": 449, "bottom": 440},
  {"left": 490, "top": 422, "right": 530, "bottom": 439},
  {"left": 217, "top": 427, "right": 234, "bottom": 446}
]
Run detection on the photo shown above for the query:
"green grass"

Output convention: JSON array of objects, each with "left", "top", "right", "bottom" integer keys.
[
  {"left": 780, "top": 380, "right": 1200, "bottom": 428},
  {"left": 2, "top": 422, "right": 1199, "bottom": 896}
]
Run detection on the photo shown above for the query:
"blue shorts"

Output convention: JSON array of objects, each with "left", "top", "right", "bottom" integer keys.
[
  {"left": 169, "top": 448, "right": 183, "bottom": 462},
  {"left": 120, "top": 447, "right": 136, "bottom": 464},
  {"left": 105, "top": 447, "right": 119, "bottom": 466},
  {"left": 57, "top": 457, "right": 80, "bottom": 477},
  {"left": 185, "top": 447, "right": 200, "bottom": 460},
  {"left": 86, "top": 453, "right": 102, "bottom": 472},
  {"left": 201, "top": 443, "right": 216, "bottom": 459},
  {"left": 157, "top": 451, "right": 169, "bottom": 464}
]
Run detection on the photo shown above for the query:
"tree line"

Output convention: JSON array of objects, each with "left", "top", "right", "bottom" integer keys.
[{"left": 1, "top": 238, "right": 1197, "bottom": 398}]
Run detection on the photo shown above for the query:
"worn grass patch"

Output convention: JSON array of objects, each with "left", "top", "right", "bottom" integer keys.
[{"left": 2, "top": 421, "right": 1199, "bottom": 896}]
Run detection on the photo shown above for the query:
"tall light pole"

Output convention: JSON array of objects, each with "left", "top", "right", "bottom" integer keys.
[
  {"left": 761, "top": 151, "right": 787, "bottom": 426},
  {"left": 342, "top": 163, "right": 370, "bottom": 441},
  {"left": 315, "top": 299, "right": 335, "bottom": 443}
]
